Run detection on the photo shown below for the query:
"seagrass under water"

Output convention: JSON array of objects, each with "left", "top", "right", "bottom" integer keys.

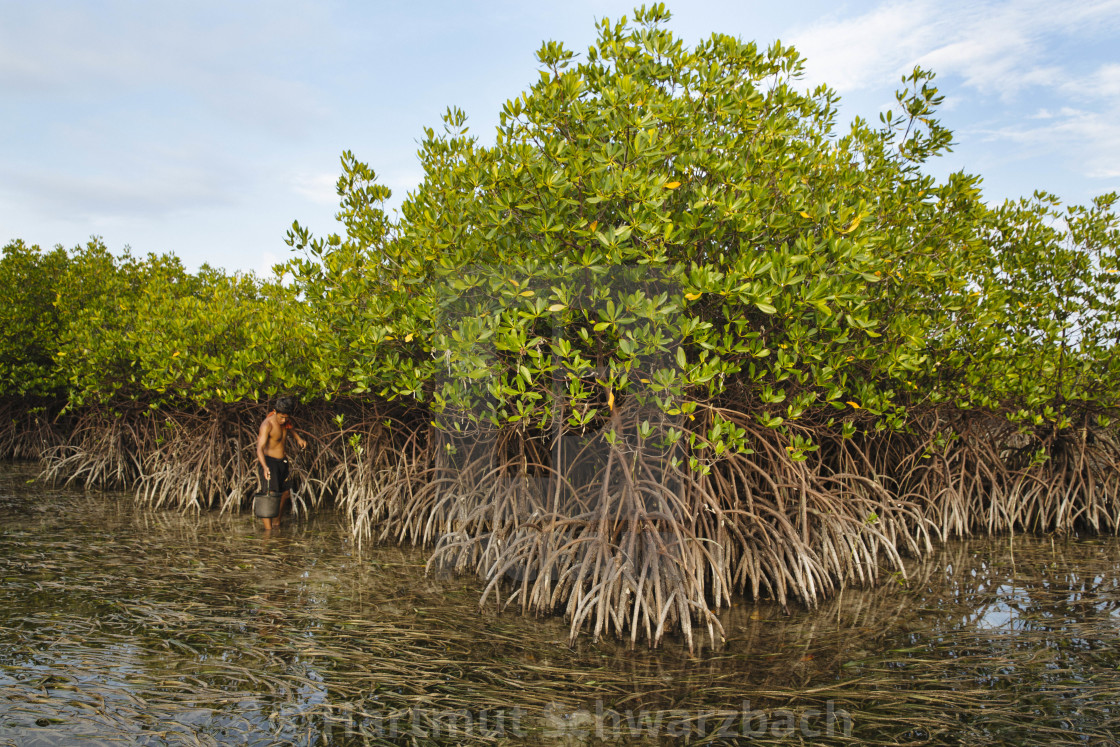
[{"left": 2, "top": 462, "right": 1119, "bottom": 746}]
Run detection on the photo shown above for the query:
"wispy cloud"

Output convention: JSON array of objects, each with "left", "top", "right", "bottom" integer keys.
[
  {"left": 980, "top": 106, "right": 1120, "bottom": 179},
  {"left": 788, "top": 1, "right": 939, "bottom": 93},
  {"left": 4, "top": 167, "right": 238, "bottom": 221},
  {"left": 1062, "top": 63, "right": 1120, "bottom": 100},
  {"left": 0, "top": 0, "right": 341, "bottom": 252},
  {"left": 788, "top": 0, "right": 1120, "bottom": 187},
  {"left": 291, "top": 173, "right": 339, "bottom": 205},
  {"left": 0, "top": 1, "right": 333, "bottom": 136},
  {"left": 791, "top": 0, "right": 1120, "bottom": 98},
  {"left": 1, "top": 133, "right": 243, "bottom": 222}
]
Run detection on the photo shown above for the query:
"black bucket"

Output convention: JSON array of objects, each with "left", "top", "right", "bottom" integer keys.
[{"left": 253, "top": 492, "right": 280, "bottom": 519}]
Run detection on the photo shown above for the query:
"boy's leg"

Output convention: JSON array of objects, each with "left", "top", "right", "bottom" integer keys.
[
  {"left": 276, "top": 490, "right": 291, "bottom": 526},
  {"left": 273, "top": 458, "right": 292, "bottom": 526}
]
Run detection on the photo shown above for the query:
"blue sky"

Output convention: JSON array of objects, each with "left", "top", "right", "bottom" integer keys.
[{"left": 2, "top": 0, "right": 1119, "bottom": 275}]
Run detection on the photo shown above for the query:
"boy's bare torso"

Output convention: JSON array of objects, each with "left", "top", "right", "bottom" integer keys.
[{"left": 259, "top": 413, "right": 290, "bottom": 459}]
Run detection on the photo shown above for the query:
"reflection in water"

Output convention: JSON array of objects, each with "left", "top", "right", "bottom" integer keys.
[{"left": 2, "top": 462, "right": 1119, "bottom": 745}]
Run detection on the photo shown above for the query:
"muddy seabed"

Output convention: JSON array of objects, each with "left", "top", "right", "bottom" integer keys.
[{"left": 2, "top": 462, "right": 1118, "bottom": 746}]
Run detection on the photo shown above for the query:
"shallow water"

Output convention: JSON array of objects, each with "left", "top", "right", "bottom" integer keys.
[{"left": 2, "top": 461, "right": 1119, "bottom": 745}]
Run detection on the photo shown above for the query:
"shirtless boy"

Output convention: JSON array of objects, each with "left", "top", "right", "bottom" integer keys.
[{"left": 256, "top": 396, "right": 307, "bottom": 530}]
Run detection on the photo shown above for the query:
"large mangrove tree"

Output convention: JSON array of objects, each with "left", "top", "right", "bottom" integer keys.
[{"left": 4, "top": 4, "right": 1118, "bottom": 650}]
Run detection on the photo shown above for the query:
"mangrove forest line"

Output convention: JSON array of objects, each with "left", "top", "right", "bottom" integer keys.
[{"left": 2, "top": 6, "right": 1118, "bottom": 650}]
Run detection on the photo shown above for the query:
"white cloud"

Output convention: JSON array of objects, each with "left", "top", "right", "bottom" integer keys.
[
  {"left": 1063, "top": 63, "right": 1120, "bottom": 100},
  {"left": 257, "top": 250, "right": 283, "bottom": 279},
  {"left": 979, "top": 107, "right": 1120, "bottom": 179},
  {"left": 788, "top": 1, "right": 939, "bottom": 93},
  {"left": 0, "top": 1, "right": 332, "bottom": 137},
  {"left": 291, "top": 173, "right": 339, "bottom": 205},
  {"left": 786, "top": 0, "right": 1120, "bottom": 188},
  {"left": 791, "top": 0, "right": 1120, "bottom": 99},
  {"left": 4, "top": 165, "right": 238, "bottom": 221}
]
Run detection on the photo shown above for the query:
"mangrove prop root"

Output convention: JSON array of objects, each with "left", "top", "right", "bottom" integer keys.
[
  {"left": 26, "top": 398, "right": 1120, "bottom": 650},
  {"left": 0, "top": 397, "right": 66, "bottom": 460}
]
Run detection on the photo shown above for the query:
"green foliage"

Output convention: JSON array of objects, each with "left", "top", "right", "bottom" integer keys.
[
  {"left": 971, "top": 191, "right": 1120, "bottom": 424},
  {"left": 3, "top": 3, "right": 1118, "bottom": 449},
  {"left": 286, "top": 5, "right": 1011, "bottom": 455},
  {"left": 122, "top": 270, "right": 312, "bottom": 405},
  {"left": 283, "top": 150, "right": 425, "bottom": 400},
  {"left": 58, "top": 252, "right": 319, "bottom": 408},
  {"left": 0, "top": 240, "right": 71, "bottom": 396},
  {"left": 0, "top": 237, "right": 311, "bottom": 410},
  {"left": 55, "top": 242, "right": 201, "bottom": 406}
]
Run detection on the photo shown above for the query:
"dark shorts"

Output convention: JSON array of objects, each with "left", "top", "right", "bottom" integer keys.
[{"left": 260, "top": 455, "right": 291, "bottom": 495}]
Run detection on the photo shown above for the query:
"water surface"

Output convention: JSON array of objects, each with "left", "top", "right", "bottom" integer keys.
[{"left": 2, "top": 462, "right": 1119, "bottom": 745}]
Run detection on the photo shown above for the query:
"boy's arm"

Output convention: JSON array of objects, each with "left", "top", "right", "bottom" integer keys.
[{"left": 257, "top": 419, "right": 271, "bottom": 478}]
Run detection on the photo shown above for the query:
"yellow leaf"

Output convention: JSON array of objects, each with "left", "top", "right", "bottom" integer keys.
[
  {"left": 510, "top": 278, "right": 520, "bottom": 287},
  {"left": 172, "top": 351, "right": 180, "bottom": 358},
  {"left": 684, "top": 292, "right": 702, "bottom": 300},
  {"left": 404, "top": 333, "right": 414, "bottom": 342},
  {"left": 799, "top": 211, "right": 810, "bottom": 219},
  {"left": 840, "top": 214, "right": 862, "bottom": 234},
  {"left": 608, "top": 389, "right": 615, "bottom": 412},
  {"left": 640, "top": 378, "right": 651, "bottom": 383},
  {"left": 548, "top": 303, "right": 567, "bottom": 312},
  {"left": 384, "top": 335, "right": 394, "bottom": 341},
  {"left": 846, "top": 401, "right": 861, "bottom": 409},
  {"left": 589, "top": 220, "right": 598, "bottom": 231},
  {"left": 665, "top": 181, "right": 681, "bottom": 189},
  {"left": 519, "top": 290, "right": 534, "bottom": 297}
]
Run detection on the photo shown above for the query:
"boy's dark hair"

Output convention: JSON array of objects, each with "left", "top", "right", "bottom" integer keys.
[{"left": 274, "top": 396, "right": 297, "bottom": 415}]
